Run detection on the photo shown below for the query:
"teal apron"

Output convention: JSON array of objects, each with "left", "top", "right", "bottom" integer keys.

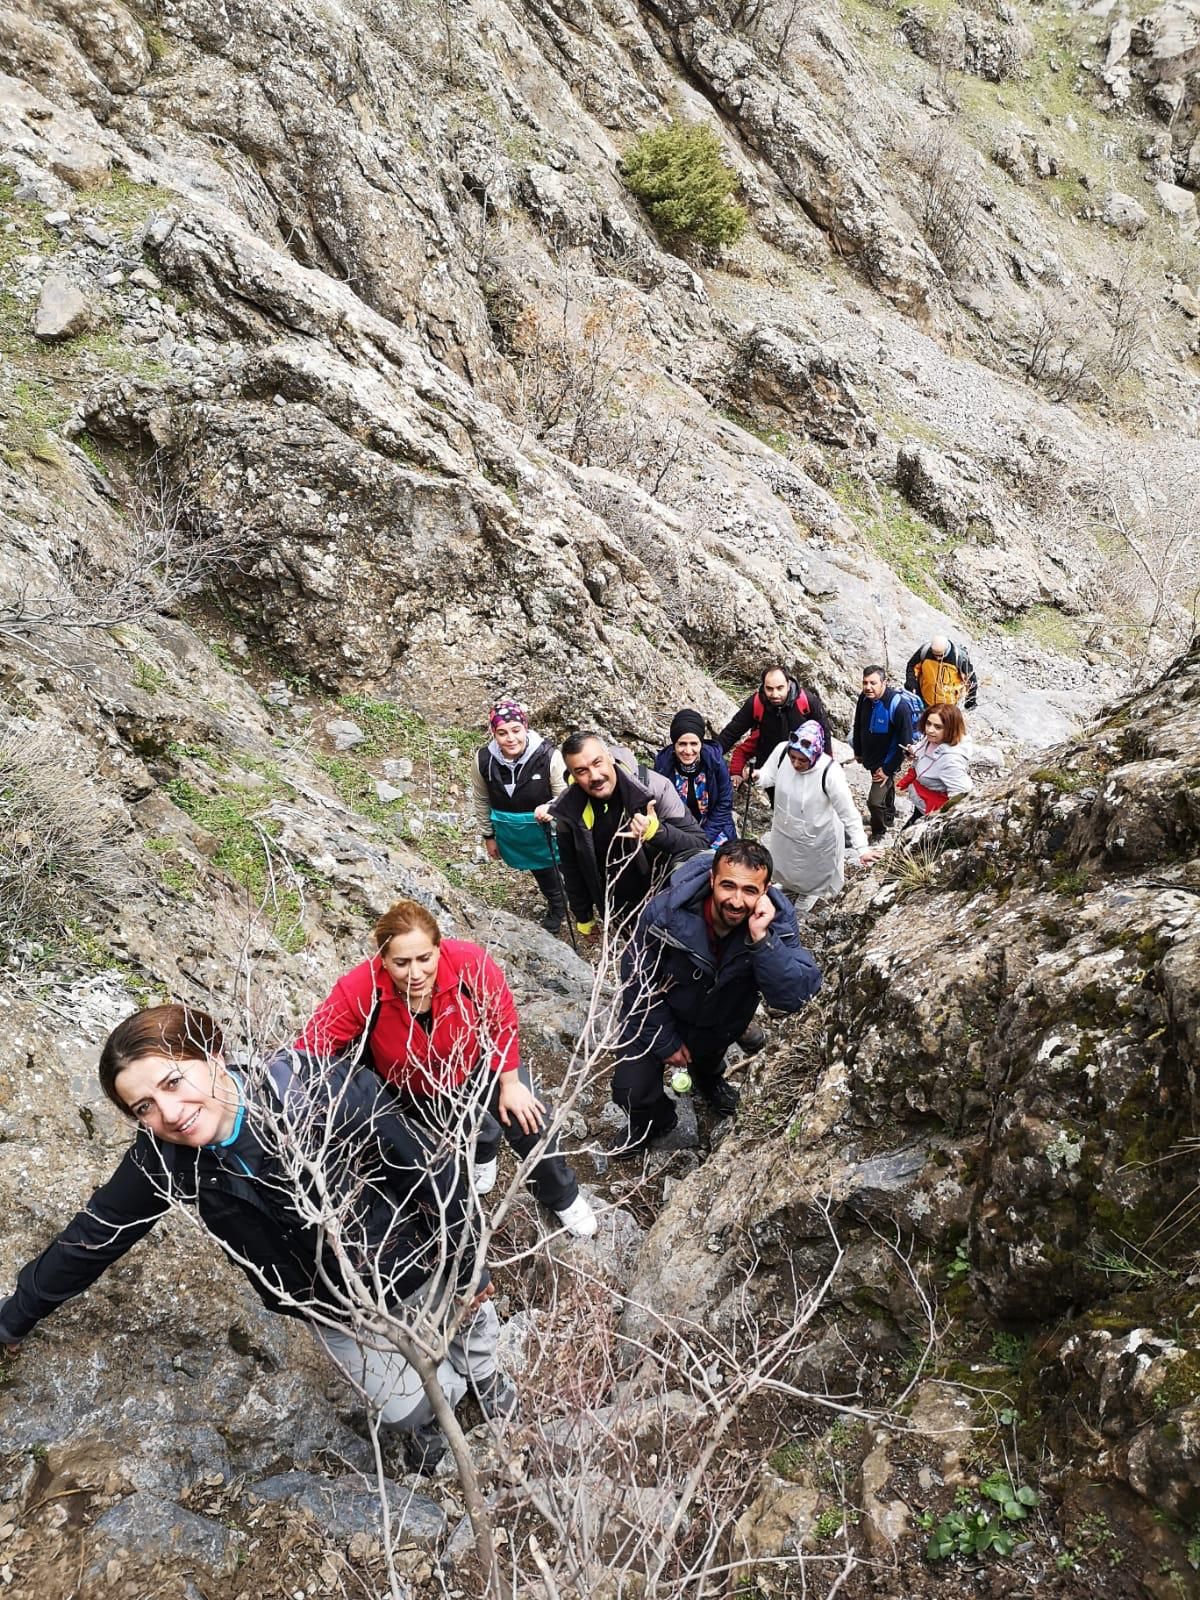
[{"left": 491, "top": 808, "right": 558, "bottom": 871}]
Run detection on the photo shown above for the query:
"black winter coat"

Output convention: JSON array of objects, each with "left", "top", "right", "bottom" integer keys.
[
  {"left": 619, "top": 854, "right": 822, "bottom": 1057},
  {"left": 549, "top": 758, "right": 708, "bottom": 924},
  {"left": 717, "top": 679, "right": 833, "bottom": 772},
  {"left": 0, "top": 1053, "right": 475, "bottom": 1344}
]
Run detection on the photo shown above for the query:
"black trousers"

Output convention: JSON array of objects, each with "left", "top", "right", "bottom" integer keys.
[
  {"left": 531, "top": 865, "right": 566, "bottom": 914},
  {"left": 612, "top": 1026, "right": 740, "bottom": 1146},
  {"left": 401, "top": 1064, "right": 578, "bottom": 1212}
]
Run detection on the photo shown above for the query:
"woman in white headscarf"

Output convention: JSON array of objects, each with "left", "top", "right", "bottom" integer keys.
[{"left": 757, "top": 721, "right": 880, "bottom": 910}]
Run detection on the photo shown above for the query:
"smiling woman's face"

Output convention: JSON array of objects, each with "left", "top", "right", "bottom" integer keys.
[{"left": 115, "top": 1052, "right": 239, "bottom": 1146}]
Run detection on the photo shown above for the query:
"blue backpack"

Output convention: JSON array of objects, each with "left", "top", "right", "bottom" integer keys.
[{"left": 890, "top": 687, "right": 925, "bottom": 730}]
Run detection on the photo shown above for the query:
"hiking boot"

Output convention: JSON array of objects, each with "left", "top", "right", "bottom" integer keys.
[
  {"left": 540, "top": 907, "right": 564, "bottom": 934},
  {"left": 396, "top": 1420, "right": 448, "bottom": 1476},
  {"left": 607, "top": 1115, "right": 677, "bottom": 1162},
  {"left": 737, "top": 1022, "right": 767, "bottom": 1056},
  {"left": 474, "top": 1371, "right": 519, "bottom": 1422},
  {"left": 699, "top": 1079, "right": 739, "bottom": 1117},
  {"left": 473, "top": 1157, "right": 498, "bottom": 1195},
  {"left": 554, "top": 1193, "right": 599, "bottom": 1238}
]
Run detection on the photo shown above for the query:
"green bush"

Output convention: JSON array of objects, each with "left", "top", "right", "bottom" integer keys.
[{"left": 621, "top": 122, "right": 746, "bottom": 250}]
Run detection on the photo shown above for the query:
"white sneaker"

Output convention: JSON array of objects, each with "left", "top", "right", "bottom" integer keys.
[
  {"left": 473, "top": 1158, "right": 498, "bottom": 1195},
  {"left": 554, "top": 1194, "right": 598, "bottom": 1239}
]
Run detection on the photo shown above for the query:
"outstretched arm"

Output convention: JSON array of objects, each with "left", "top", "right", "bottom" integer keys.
[
  {"left": 0, "top": 1146, "right": 169, "bottom": 1345},
  {"left": 717, "top": 697, "right": 754, "bottom": 754}
]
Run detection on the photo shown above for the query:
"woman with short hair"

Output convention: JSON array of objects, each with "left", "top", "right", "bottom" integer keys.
[{"left": 299, "top": 899, "right": 597, "bottom": 1238}]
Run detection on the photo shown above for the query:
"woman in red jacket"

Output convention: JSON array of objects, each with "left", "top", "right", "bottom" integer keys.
[{"left": 300, "top": 899, "right": 597, "bottom": 1238}]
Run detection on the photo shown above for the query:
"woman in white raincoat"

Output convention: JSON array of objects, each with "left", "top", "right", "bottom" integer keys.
[{"left": 757, "top": 722, "right": 880, "bottom": 910}]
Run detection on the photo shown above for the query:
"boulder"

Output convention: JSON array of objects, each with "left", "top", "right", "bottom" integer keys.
[
  {"left": 1102, "top": 191, "right": 1150, "bottom": 234},
  {"left": 1155, "top": 178, "right": 1199, "bottom": 236},
  {"left": 32, "top": 272, "right": 96, "bottom": 341},
  {"left": 89, "top": 1493, "right": 244, "bottom": 1578}
]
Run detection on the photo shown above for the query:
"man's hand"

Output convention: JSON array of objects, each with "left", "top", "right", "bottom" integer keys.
[
  {"left": 857, "top": 849, "right": 882, "bottom": 867},
  {"left": 872, "top": 767, "right": 887, "bottom": 784},
  {"left": 628, "top": 799, "right": 657, "bottom": 841},
  {"left": 497, "top": 1073, "right": 547, "bottom": 1135},
  {"left": 663, "top": 1042, "right": 692, "bottom": 1070},
  {"left": 534, "top": 803, "right": 553, "bottom": 824},
  {"left": 730, "top": 771, "right": 745, "bottom": 790},
  {"left": 483, "top": 837, "right": 500, "bottom": 862},
  {"left": 747, "top": 895, "right": 777, "bottom": 944}
]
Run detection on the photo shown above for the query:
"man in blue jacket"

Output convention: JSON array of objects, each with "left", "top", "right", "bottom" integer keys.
[
  {"left": 611, "top": 841, "right": 822, "bottom": 1155},
  {"left": 850, "top": 664, "right": 916, "bottom": 841}
]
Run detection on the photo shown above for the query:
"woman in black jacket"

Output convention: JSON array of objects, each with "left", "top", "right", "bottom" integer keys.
[{"left": 0, "top": 1004, "right": 512, "bottom": 1473}]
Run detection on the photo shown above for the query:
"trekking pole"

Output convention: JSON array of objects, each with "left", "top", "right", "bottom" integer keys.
[
  {"left": 541, "top": 820, "right": 578, "bottom": 956},
  {"left": 739, "top": 761, "right": 755, "bottom": 837}
]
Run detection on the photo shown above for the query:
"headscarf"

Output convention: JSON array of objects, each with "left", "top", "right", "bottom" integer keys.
[
  {"left": 787, "top": 719, "right": 825, "bottom": 766},
  {"left": 489, "top": 697, "right": 529, "bottom": 732}
]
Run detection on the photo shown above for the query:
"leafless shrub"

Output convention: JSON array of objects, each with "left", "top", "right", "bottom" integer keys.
[
  {"left": 149, "top": 909, "right": 935, "bottom": 1600},
  {"left": 909, "top": 131, "right": 977, "bottom": 277},
  {"left": 1101, "top": 259, "right": 1149, "bottom": 384},
  {"left": 1023, "top": 300, "right": 1101, "bottom": 403},
  {"left": 0, "top": 451, "right": 246, "bottom": 646},
  {"left": 0, "top": 718, "right": 125, "bottom": 957},
  {"left": 1080, "top": 452, "right": 1200, "bottom": 677}
]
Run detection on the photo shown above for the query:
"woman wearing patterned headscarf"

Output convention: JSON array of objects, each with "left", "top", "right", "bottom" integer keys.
[
  {"left": 470, "top": 697, "right": 568, "bottom": 933},
  {"left": 755, "top": 721, "right": 881, "bottom": 910}
]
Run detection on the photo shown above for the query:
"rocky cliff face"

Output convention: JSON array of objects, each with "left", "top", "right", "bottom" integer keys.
[{"left": 630, "top": 637, "right": 1200, "bottom": 1594}]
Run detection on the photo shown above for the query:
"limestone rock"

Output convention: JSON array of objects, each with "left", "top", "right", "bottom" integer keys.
[
  {"left": 245, "top": 1471, "right": 446, "bottom": 1543},
  {"left": 326, "top": 718, "right": 365, "bottom": 751},
  {"left": 733, "top": 1472, "right": 820, "bottom": 1563},
  {"left": 32, "top": 272, "right": 96, "bottom": 341},
  {"left": 1155, "top": 178, "right": 1199, "bottom": 236},
  {"left": 90, "top": 1493, "right": 244, "bottom": 1578},
  {"left": 1102, "top": 191, "right": 1150, "bottom": 234}
]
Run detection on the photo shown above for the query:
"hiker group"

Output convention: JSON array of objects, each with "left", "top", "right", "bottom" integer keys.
[{"left": 0, "top": 635, "right": 978, "bottom": 1477}]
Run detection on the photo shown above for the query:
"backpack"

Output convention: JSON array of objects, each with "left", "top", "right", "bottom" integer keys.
[{"left": 890, "top": 687, "right": 925, "bottom": 731}]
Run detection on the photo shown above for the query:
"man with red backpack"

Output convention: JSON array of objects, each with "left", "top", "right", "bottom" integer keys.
[{"left": 718, "top": 666, "right": 833, "bottom": 787}]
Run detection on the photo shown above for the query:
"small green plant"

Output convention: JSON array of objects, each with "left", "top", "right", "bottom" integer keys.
[
  {"left": 1052, "top": 867, "right": 1088, "bottom": 896},
  {"left": 946, "top": 1241, "right": 971, "bottom": 1283},
  {"left": 988, "top": 1331, "right": 1030, "bottom": 1372},
  {"left": 768, "top": 1442, "right": 807, "bottom": 1479},
  {"left": 813, "top": 1508, "right": 847, "bottom": 1540},
  {"left": 923, "top": 1473, "right": 1038, "bottom": 1562},
  {"left": 620, "top": 121, "right": 746, "bottom": 250},
  {"left": 131, "top": 659, "right": 167, "bottom": 694},
  {"left": 1056, "top": 1549, "right": 1078, "bottom": 1570}
]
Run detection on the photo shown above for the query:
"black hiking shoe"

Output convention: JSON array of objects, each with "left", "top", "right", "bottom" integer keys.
[
  {"left": 540, "top": 907, "right": 564, "bottom": 934},
  {"left": 607, "top": 1115, "right": 678, "bottom": 1161},
  {"left": 699, "top": 1079, "right": 740, "bottom": 1117},
  {"left": 474, "top": 1371, "right": 519, "bottom": 1421},
  {"left": 396, "top": 1421, "right": 448, "bottom": 1476},
  {"left": 737, "top": 1022, "right": 767, "bottom": 1056}
]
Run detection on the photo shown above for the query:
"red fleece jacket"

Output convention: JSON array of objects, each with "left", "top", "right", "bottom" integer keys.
[{"left": 299, "top": 939, "right": 520, "bottom": 1095}]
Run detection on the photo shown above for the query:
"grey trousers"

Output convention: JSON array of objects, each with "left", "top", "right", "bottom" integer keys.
[{"left": 314, "top": 1293, "right": 499, "bottom": 1430}]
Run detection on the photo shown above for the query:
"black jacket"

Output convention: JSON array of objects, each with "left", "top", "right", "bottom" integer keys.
[
  {"left": 851, "top": 686, "right": 914, "bottom": 777},
  {"left": 619, "top": 854, "right": 822, "bottom": 1057},
  {"left": 0, "top": 1052, "right": 476, "bottom": 1344},
  {"left": 549, "top": 755, "right": 709, "bottom": 924},
  {"left": 717, "top": 679, "right": 833, "bottom": 771}
]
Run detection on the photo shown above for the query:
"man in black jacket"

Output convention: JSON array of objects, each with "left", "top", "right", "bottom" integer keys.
[
  {"left": 537, "top": 731, "right": 709, "bottom": 935},
  {"left": 851, "top": 665, "right": 916, "bottom": 840},
  {"left": 718, "top": 665, "right": 833, "bottom": 786}
]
